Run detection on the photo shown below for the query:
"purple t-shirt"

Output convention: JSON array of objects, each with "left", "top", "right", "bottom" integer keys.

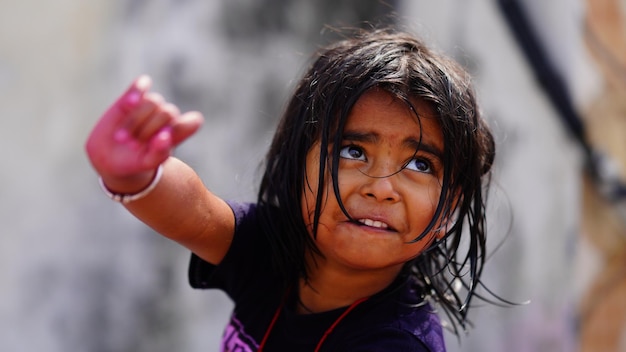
[{"left": 189, "top": 202, "right": 446, "bottom": 351}]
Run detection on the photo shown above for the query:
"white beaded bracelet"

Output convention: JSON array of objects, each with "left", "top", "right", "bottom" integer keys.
[{"left": 98, "top": 165, "right": 164, "bottom": 204}]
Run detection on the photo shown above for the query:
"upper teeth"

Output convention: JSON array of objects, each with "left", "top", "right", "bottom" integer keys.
[{"left": 358, "top": 219, "right": 389, "bottom": 229}]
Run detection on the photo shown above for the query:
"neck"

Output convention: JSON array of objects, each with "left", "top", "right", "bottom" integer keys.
[{"left": 296, "top": 256, "right": 402, "bottom": 314}]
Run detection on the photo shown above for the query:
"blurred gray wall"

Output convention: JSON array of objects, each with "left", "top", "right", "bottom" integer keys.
[{"left": 0, "top": 1, "right": 600, "bottom": 351}]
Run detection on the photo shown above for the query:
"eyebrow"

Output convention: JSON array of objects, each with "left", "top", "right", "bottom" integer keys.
[
  {"left": 342, "top": 131, "right": 444, "bottom": 160},
  {"left": 403, "top": 137, "right": 444, "bottom": 161}
]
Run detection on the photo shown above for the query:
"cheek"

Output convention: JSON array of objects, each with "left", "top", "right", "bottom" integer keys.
[
  {"left": 301, "top": 179, "right": 338, "bottom": 229},
  {"left": 428, "top": 181, "right": 442, "bottom": 207},
  {"left": 301, "top": 175, "right": 333, "bottom": 232},
  {"left": 422, "top": 182, "right": 449, "bottom": 238},
  {"left": 302, "top": 153, "right": 341, "bottom": 228},
  {"left": 405, "top": 181, "right": 443, "bottom": 234}
]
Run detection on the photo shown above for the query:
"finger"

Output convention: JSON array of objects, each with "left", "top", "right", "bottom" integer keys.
[
  {"left": 94, "top": 75, "right": 153, "bottom": 135},
  {"left": 170, "top": 111, "right": 204, "bottom": 146},
  {"left": 118, "top": 75, "right": 152, "bottom": 113},
  {"left": 124, "top": 92, "right": 164, "bottom": 137},
  {"left": 135, "top": 103, "right": 179, "bottom": 142},
  {"left": 86, "top": 75, "right": 152, "bottom": 163},
  {"left": 142, "top": 127, "right": 174, "bottom": 168}
]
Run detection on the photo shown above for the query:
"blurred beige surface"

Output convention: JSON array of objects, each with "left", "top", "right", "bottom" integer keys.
[{"left": 580, "top": 0, "right": 626, "bottom": 350}]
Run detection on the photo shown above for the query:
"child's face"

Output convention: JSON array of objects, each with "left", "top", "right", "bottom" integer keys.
[{"left": 301, "top": 89, "right": 444, "bottom": 276}]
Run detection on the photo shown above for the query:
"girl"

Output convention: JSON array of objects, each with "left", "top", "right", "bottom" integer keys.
[{"left": 86, "top": 29, "right": 495, "bottom": 351}]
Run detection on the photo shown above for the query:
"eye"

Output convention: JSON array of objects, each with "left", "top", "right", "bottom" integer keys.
[
  {"left": 339, "top": 145, "right": 366, "bottom": 161},
  {"left": 404, "top": 158, "right": 432, "bottom": 173}
]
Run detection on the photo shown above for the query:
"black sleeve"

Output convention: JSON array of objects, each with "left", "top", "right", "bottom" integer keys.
[
  {"left": 188, "top": 202, "right": 270, "bottom": 300},
  {"left": 334, "top": 328, "right": 436, "bottom": 352}
]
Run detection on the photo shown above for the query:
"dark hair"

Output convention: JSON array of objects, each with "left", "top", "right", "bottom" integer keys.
[{"left": 258, "top": 28, "right": 495, "bottom": 333}]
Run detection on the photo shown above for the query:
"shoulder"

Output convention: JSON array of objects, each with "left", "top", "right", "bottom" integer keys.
[
  {"left": 337, "top": 325, "right": 444, "bottom": 352},
  {"left": 392, "top": 300, "right": 446, "bottom": 351},
  {"left": 352, "top": 304, "right": 445, "bottom": 352},
  {"left": 328, "top": 280, "right": 446, "bottom": 352},
  {"left": 227, "top": 201, "right": 258, "bottom": 227}
]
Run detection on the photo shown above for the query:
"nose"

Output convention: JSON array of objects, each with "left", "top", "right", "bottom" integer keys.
[{"left": 359, "top": 173, "right": 401, "bottom": 203}]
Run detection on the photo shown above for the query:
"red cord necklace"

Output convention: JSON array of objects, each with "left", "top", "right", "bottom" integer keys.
[{"left": 257, "top": 288, "right": 369, "bottom": 352}]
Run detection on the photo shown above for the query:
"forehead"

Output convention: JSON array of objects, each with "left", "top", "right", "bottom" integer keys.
[{"left": 343, "top": 89, "right": 443, "bottom": 150}]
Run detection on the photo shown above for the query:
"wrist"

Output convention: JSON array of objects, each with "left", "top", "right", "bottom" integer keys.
[{"left": 99, "top": 165, "right": 163, "bottom": 204}]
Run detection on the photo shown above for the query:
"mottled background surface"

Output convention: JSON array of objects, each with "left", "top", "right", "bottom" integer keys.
[{"left": 1, "top": 1, "right": 623, "bottom": 351}]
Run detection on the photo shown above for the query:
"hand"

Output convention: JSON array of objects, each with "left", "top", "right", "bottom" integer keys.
[{"left": 85, "top": 75, "right": 203, "bottom": 192}]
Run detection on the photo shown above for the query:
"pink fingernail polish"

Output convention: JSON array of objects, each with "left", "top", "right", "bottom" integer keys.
[
  {"left": 158, "top": 126, "right": 173, "bottom": 138},
  {"left": 125, "top": 92, "right": 141, "bottom": 106},
  {"left": 114, "top": 129, "right": 130, "bottom": 142}
]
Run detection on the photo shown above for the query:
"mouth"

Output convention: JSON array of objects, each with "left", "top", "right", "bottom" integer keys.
[{"left": 355, "top": 218, "right": 396, "bottom": 232}]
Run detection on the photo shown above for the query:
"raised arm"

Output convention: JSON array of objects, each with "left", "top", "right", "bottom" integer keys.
[{"left": 85, "top": 75, "right": 234, "bottom": 265}]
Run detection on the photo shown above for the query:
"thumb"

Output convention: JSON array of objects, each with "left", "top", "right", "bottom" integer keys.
[{"left": 170, "top": 111, "right": 204, "bottom": 146}]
